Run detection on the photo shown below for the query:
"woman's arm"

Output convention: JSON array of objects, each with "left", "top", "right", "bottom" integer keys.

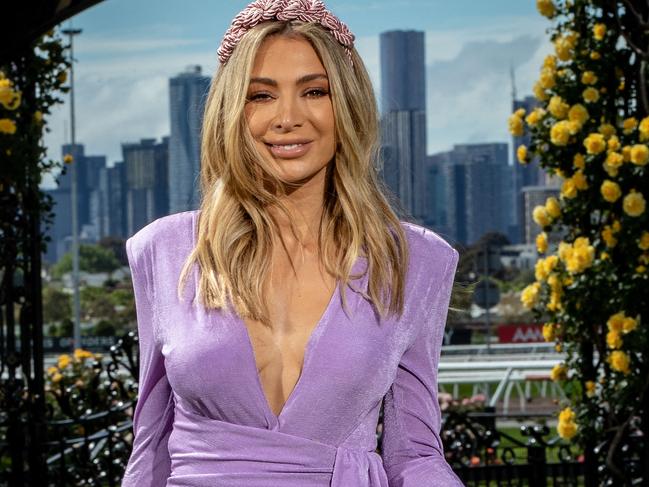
[
  {"left": 381, "top": 244, "right": 463, "bottom": 486},
  {"left": 121, "top": 235, "right": 174, "bottom": 486}
]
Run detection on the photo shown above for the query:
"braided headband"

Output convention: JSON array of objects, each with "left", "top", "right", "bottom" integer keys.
[{"left": 217, "top": 0, "right": 356, "bottom": 66}]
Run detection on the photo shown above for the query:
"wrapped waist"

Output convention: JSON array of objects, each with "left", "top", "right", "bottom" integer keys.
[{"left": 167, "top": 404, "right": 388, "bottom": 487}]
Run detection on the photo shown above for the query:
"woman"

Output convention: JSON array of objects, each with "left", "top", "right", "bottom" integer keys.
[{"left": 122, "top": 0, "right": 462, "bottom": 486}]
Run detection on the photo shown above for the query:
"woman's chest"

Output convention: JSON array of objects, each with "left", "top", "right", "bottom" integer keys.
[{"left": 154, "top": 285, "right": 411, "bottom": 430}]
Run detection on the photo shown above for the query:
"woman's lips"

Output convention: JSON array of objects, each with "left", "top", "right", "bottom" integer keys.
[{"left": 266, "top": 141, "right": 312, "bottom": 159}]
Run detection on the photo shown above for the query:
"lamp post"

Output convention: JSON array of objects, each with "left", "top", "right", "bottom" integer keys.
[{"left": 62, "top": 27, "right": 82, "bottom": 351}]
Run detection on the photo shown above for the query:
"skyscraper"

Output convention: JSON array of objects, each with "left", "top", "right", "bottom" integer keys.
[
  {"left": 123, "top": 137, "right": 169, "bottom": 236},
  {"left": 168, "top": 66, "right": 211, "bottom": 214},
  {"left": 379, "top": 30, "right": 427, "bottom": 221},
  {"left": 433, "top": 143, "right": 511, "bottom": 246}
]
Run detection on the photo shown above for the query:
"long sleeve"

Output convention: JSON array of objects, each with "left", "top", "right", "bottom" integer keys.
[
  {"left": 381, "top": 245, "right": 463, "bottom": 486},
  {"left": 122, "top": 235, "right": 174, "bottom": 486}
]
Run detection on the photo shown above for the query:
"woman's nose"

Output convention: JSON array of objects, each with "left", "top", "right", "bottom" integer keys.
[{"left": 272, "top": 96, "right": 303, "bottom": 130}]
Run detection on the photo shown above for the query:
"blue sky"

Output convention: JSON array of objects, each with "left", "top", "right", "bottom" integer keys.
[{"left": 42, "top": 0, "right": 551, "bottom": 188}]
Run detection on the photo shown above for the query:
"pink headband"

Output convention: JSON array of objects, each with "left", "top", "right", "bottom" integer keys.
[{"left": 217, "top": 0, "right": 356, "bottom": 66}]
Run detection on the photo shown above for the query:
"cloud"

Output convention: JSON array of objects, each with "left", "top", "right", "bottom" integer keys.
[
  {"left": 41, "top": 48, "right": 217, "bottom": 189},
  {"left": 426, "top": 33, "right": 551, "bottom": 157}
]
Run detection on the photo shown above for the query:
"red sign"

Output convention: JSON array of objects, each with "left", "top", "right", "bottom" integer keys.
[{"left": 497, "top": 324, "right": 544, "bottom": 343}]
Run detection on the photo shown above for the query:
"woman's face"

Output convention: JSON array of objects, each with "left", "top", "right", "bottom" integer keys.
[{"left": 244, "top": 35, "right": 336, "bottom": 190}]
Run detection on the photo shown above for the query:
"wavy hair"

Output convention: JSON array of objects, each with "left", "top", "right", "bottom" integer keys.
[{"left": 177, "top": 20, "right": 409, "bottom": 326}]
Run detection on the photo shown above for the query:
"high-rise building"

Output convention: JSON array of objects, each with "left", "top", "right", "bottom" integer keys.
[
  {"left": 123, "top": 137, "right": 169, "bottom": 236},
  {"left": 168, "top": 65, "right": 211, "bottom": 214},
  {"left": 97, "top": 161, "right": 127, "bottom": 240},
  {"left": 379, "top": 30, "right": 427, "bottom": 221},
  {"left": 511, "top": 96, "right": 548, "bottom": 244},
  {"left": 433, "top": 143, "right": 511, "bottom": 246},
  {"left": 42, "top": 144, "right": 108, "bottom": 263}
]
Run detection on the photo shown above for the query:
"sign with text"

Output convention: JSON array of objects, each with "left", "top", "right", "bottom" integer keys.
[{"left": 498, "top": 324, "right": 544, "bottom": 343}]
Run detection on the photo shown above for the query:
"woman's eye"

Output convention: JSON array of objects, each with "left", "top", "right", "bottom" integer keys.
[
  {"left": 305, "top": 88, "right": 329, "bottom": 98},
  {"left": 247, "top": 92, "right": 272, "bottom": 102}
]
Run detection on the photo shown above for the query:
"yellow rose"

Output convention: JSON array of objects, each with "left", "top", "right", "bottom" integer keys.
[
  {"left": 607, "top": 312, "right": 626, "bottom": 332},
  {"left": 521, "top": 282, "right": 541, "bottom": 309},
  {"left": 548, "top": 95, "right": 570, "bottom": 119},
  {"left": 517, "top": 144, "right": 529, "bottom": 164},
  {"left": 608, "top": 350, "right": 630, "bottom": 374},
  {"left": 593, "top": 23, "right": 606, "bottom": 41},
  {"left": 551, "top": 120, "right": 572, "bottom": 146},
  {"left": 548, "top": 274, "right": 562, "bottom": 291},
  {"left": 568, "top": 104, "right": 589, "bottom": 126},
  {"left": 637, "top": 265, "right": 647, "bottom": 274},
  {"left": 590, "top": 51, "right": 601, "bottom": 60},
  {"left": 623, "top": 316, "right": 638, "bottom": 333},
  {"left": 622, "top": 117, "right": 638, "bottom": 134},
  {"left": 605, "top": 151, "right": 624, "bottom": 168},
  {"left": 600, "top": 180, "right": 621, "bottom": 202},
  {"left": 583, "top": 87, "right": 600, "bottom": 103},
  {"left": 74, "top": 348, "right": 94, "bottom": 361},
  {"left": 47, "top": 366, "right": 59, "bottom": 376},
  {"left": 585, "top": 381, "right": 596, "bottom": 397},
  {"left": 555, "top": 31, "right": 578, "bottom": 61},
  {"left": 598, "top": 123, "right": 616, "bottom": 138},
  {"left": 561, "top": 178, "right": 578, "bottom": 199},
  {"left": 57, "top": 354, "right": 71, "bottom": 370},
  {"left": 542, "top": 323, "right": 556, "bottom": 341},
  {"left": 558, "top": 420, "right": 578, "bottom": 440},
  {"left": 537, "top": 0, "right": 556, "bottom": 18},
  {"left": 533, "top": 205, "right": 552, "bottom": 227},
  {"left": 572, "top": 153, "right": 586, "bottom": 170},
  {"left": 51, "top": 373, "right": 64, "bottom": 383},
  {"left": 601, "top": 226, "right": 617, "bottom": 247},
  {"left": 630, "top": 144, "right": 649, "bottom": 165},
  {"left": 623, "top": 190, "right": 646, "bottom": 217},
  {"left": 535, "top": 258, "right": 550, "bottom": 281},
  {"left": 603, "top": 161, "right": 619, "bottom": 178},
  {"left": 0, "top": 118, "right": 17, "bottom": 134},
  {"left": 606, "top": 330, "right": 622, "bottom": 349},
  {"left": 559, "top": 407, "right": 576, "bottom": 423},
  {"left": 638, "top": 231, "right": 649, "bottom": 251},
  {"left": 539, "top": 67, "right": 556, "bottom": 89},
  {"left": 607, "top": 135, "right": 621, "bottom": 152},
  {"left": 537, "top": 232, "right": 548, "bottom": 254},
  {"left": 639, "top": 116, "right": 649, "bottom": 141},
  {"left": 533, "top": 81, "right": 549, "bottom": 101},
  {"left": 545, "top": 196, "right": 561, "bottom": 218},
  {"left": 550, "top": 363, "right": 568, "bottom": 381},
  {"left": 63, "top": 153, "right": 74, "bottom": 164},
  {"left": 543, "top": 54, "right": 557, "bottom": 69},
  {"left": 526, "top": 108, "right": 546, "bottom": 126},
  {"left": 508, "top": 113, "right": 524, "bottom": 136},
  {"left": 584, "top": 133, "right": 606, "bottom": 154},
  {"left": 581, "top": 71, "right": 598, "bottom": 85},
  {"left": 572, "top": 170, "right": 588, "bottom": 190}
]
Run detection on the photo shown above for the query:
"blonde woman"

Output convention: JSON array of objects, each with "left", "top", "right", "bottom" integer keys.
[{"left": 122, "top": 1, "right": 462, "bottom": 486}]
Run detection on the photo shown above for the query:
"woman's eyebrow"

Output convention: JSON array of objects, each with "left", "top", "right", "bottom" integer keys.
[{"left": 249, "top": 73, "right": 329, "bottom": 87}]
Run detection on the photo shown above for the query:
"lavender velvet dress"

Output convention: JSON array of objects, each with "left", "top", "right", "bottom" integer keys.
[{"left": 121, "top": 209, "right": 463, "bottom": 487}]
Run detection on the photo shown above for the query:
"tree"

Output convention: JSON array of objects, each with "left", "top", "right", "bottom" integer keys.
[
  {"left": 42, "top": 286, "right": 71, "bottom": 324},
  {"left": 51, "top": 243, "right": 121, "bottom": 278},
  {"left": 514, "top": 1, "right": 649, "bottom": 484}
]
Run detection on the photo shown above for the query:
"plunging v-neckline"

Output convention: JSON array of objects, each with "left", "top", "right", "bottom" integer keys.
[{"left": 233, "top": 280, "right": 340, "bottom": 423}]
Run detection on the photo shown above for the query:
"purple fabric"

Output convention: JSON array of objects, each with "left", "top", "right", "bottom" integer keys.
[{"left": 122, "top": 209, "right": 463, "bottom": 486}]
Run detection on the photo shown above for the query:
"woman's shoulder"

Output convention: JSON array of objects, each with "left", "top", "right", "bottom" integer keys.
[
  {"left": 398, "top": 220, "right": 458, "bottom": 266},
  {"left": 126, "top": 210, "right": 199, "bottom": 263}
]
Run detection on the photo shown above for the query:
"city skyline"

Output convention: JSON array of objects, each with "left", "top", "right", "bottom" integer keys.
[{"left": 41, "top": 0, "right": 550, "bottom": 189}]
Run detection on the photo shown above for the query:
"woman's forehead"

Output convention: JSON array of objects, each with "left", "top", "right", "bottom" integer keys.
[{"left": 251, "top": 36, "right": 326, "bottom": 76}]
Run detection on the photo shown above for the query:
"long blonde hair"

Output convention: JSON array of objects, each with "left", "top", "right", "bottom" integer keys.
[{"left": 177, "top": 20, "right": 409, "bottom": 326}]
